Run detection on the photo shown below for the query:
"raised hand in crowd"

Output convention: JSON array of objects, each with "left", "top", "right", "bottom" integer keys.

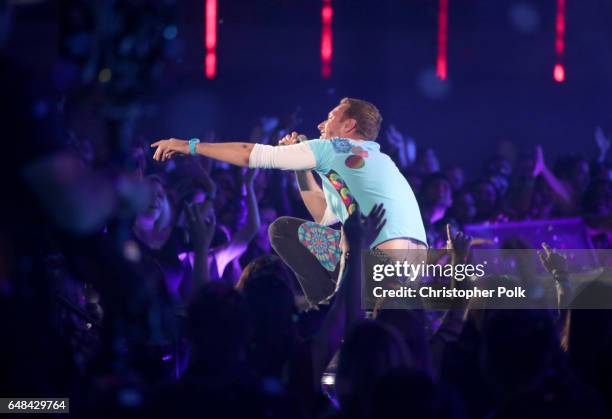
[
  {"left": 174, "top": 156, "right": 217, "bottom": 203},
  {"left": 446, "top": 223, "right": 473, "bottom": 264},
  {"left": 538, "top": 242, "right": 568, "bottom": 276},
  {"left": 538, "top": 242, "right": 573, "bottom": 309},
  {"left": 312, "top": 202, "right": 388, "bottom": 395},
  {"left": 342, "top": 203, "right": 387, "bottom": 250},
  {"left": 260, "top": 116, "right": 280, "bottom": 136},
  {"left": 185, "top": 199, "right": 216, "bottom": 252},
  {"left": 532, "top": 145, "right": 546, "bottom": 177},
  {"left": 533, "top": 145, "right": 573, "bottom": 207},
  {"left": 595, "top": 126, "right": 610, "bottom": 163},
  {"left": 386, "top": 124, "right": 416, "bottom": 169},
  {"left": 208, "top": 168, "right": 261, "bottom": 279},
  {"left": 182, "top": 199, "right": 216, "bottom": 301}
]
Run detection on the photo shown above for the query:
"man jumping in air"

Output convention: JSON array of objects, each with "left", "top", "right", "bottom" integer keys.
[{"left": 151, "top": 97, "right": 427, "bottom": 306}]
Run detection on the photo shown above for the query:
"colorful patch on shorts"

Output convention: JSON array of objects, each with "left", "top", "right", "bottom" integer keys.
[
  {"left": 325, "top": 170, "right": 357, "bottom": 215},
  {"left": 298, "top": 222, "right": 342, "bottom": 272}
]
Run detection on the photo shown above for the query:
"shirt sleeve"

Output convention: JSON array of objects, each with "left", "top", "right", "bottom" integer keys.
[
  {"left": 304, "top": 139, "right": 334, "bottom": 173},
  {"left": 248, "top": 142, "right": 316, "bottom": 170}
]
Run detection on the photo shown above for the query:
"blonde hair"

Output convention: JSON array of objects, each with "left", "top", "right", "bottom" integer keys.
[{"left": 340, "top": 97, "right": 383, "bottom": 140}]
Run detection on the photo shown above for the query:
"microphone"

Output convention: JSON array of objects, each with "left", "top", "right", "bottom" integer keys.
[{"left": 278, "top": 133, "right": 308, "bottom": 145}]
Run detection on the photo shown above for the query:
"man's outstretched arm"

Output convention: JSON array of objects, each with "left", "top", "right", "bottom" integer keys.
[
  {"left": 152, "top": 139, "right": 254, "bottom": 166},
  {"left": 151, "top": 138, "right": 316, "bottom": 170},
  {"left": 152, "top": 135, "right": 329, "bottom": 222}
]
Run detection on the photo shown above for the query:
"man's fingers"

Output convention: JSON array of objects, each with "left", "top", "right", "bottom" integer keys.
[
  {"left": 369, "top": 203, "right": 382, "bottom": 218},
  {"left": 537, "top": 250, "right": 552, "bottom": 270},
  {"left": 542, "top": 242, "right": 552, "bottom": 257},
  {"left": 151, "top": 141, "right": 162, "bottom": 148},
  {"left": 375, "top": 219, "right": 387, "bottom": 237},
  {"left": 368, "top": 203, "right": 379, "bottom": 218},
  {"left": 374, "top": 203, "right": 384, "bottom": 218},
  {"left": 153, "top": 146, "right": 162, "bottom": 161},
  {"left": 201, "top": 198, "right": 214, "bottom": 217},
  {"left": 367, "top": 204, "right": 376, "bottom": 218},
  {"left": 163, "top": 148, "right": 175, "bottom": 161},
  {"left": 376, "top": 216, "right": 386, "bottom": 231}
]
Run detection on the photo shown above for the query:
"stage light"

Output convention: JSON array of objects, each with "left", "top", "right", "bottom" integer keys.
[
  {"left": 205, "top": 0, "right": 217, "bottom": 79},
  {"left": 553, "top": 0, "right": 565, "bottom": 82},
  {"left": 321, "top": 0, "right": 333, "bottom": 79},
  {"left": 553, "top": 63, "right": 565, "bottom": 83},
  {"left": 206, "top": 51, "right": 216, "bottom": 79},
  {"left": 436, "top": 0, "right": 448, "bottom": 81}
]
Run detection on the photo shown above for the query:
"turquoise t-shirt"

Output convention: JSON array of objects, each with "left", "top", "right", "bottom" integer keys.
[{"left": 306, "top": 137, "right": 427, "bottom": 248}]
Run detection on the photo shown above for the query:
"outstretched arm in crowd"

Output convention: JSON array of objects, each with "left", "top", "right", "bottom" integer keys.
[
  {"left": 311, "top": 204, "right": 387, "bottom": 391},
  {"left": 538, "top": 242, "right": 573, "bottom": 309},
  {"left": 595, "top": 126, "right": 610, "bottom": 163},
  {"left": 386, "top": 124, "right": 416, "bottom": 170},
  {"left": 430, "top": 224, "right": 473, "bottom": 377},
  {"left": 210, "top": 169, "right": 261, "bottom": 278},
  {"left": 533, "top": 145, "right": 573, "bottom": 206}
]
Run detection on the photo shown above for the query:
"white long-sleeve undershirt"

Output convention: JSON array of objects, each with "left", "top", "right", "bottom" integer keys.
[{"left": 248, "top": 143, "right": 317, "bottom": 171}]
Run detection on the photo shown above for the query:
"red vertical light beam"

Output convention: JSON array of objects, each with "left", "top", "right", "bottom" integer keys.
[
  {"left": 436, "top": 0, "right": 448, "bottom": 80},
  {"left": 554, "top": 0, "right": 565, "bottom": 82},
  {"left": 321, "top": 0, "right": 333, "bottom": 79},
  {"left": 205, "top": 0, "right": 217, "bottom": 79}
]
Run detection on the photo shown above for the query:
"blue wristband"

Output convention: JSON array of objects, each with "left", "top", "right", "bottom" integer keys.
[{"left": 189, "top": 138, "right": 200, "bottom": 156}]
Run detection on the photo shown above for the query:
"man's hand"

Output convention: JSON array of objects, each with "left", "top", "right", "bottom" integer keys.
[
  {"left": 538, "top": 242, "right": 568, "bottom": 276},
  {"left": 595, "top": 126, "right": 610, "bottom": 162},
  {"left": 185, "top": 199, "right": 216, "bottom": 250},
  {"left": 278, "top": 131, "right": 303, "bottom": 146},
  {"left": 151, "top": 138, "right": 190, "bottom": 162},
  {"left": 532, "top": 145, "right": 546, "bottom": 177},
  {"left": 446, "top": 224, "right": 473, "bottom": 263},
  {"left": 342, "top": 203, "right": 387, "bottom": 250}
]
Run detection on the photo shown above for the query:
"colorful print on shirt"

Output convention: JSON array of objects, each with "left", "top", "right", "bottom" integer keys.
[
  {"left": 331, "top": 138, "right": 353, "bottom": 153},
  {"left": 325, "top": 169, "right": 357, "bottom": 215}
]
